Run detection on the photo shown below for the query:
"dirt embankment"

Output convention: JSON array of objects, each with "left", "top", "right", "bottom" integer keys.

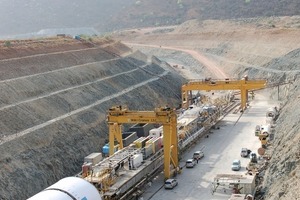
[
  {"left": 113, "top": 17, "right": 300, "bottom": 199},
  {"left": 0, "top": 37, "right": 185, "bottom": 199}
]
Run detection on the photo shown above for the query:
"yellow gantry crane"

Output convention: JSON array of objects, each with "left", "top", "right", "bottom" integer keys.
[
  {"left": 182, "top": 77, "right": 266, "bottom": 110},
  {"left": 107, "top": 106, "right": 179, "bottom": 179}
]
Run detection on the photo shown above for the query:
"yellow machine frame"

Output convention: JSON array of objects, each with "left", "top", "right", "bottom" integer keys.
[
  {"left": 182, "top": 78, "right": 266, "bottom": 110},
  {"left": 257, "top": 134, "right": 268, "bottom": 147},
  {"left": 107, "top": 106, "right": 178, "bottom": 179}
]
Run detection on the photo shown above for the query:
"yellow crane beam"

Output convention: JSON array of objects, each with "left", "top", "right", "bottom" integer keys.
[
  {"left": 182, "top": 78, "right": 266, "bottom": 110},
  {"left": 107, "top": 106, "right": 179, "bottom": 179}
]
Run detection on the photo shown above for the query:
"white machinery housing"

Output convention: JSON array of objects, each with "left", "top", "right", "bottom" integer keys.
[{"left": 28, "top": 177, "right": 102, "bottom": 200}]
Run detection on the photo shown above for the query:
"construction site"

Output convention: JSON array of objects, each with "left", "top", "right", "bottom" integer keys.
[{"left": 0, "top": 15, "right": 299, "bottom": 200}]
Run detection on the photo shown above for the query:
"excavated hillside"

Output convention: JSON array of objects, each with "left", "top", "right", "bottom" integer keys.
[
  {"left": 113, "top": 16, "right": 300, "bottom": 199},
  {"left": 0, "top": 37, "right": 185, "bottom": 199},
  {"left": 1, "top": 16, "right": 299, "bottom": 200}
]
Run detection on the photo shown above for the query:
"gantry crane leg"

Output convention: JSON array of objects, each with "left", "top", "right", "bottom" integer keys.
[
  {"left": 240, "top": 88, "right": 247, "bottom": 110},
  {"left": 109, "top": 123, "right": 123, "bottom": 156},
  {"left": 162, "top": 113, "right": 179, "bottom": 178},
  {"left": 163, "top": 125, "right": 172, "bottom": 178},
  {"left": 170, "top": 113, "right": 179, "bottom": 170}
]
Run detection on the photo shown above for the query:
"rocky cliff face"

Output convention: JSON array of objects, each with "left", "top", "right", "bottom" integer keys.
[
  {"left": 231, "top": 48, "right": 300, "bottom": 200},
  {"left": 260, "top": 53, "right": 300, "bottom": 199}
]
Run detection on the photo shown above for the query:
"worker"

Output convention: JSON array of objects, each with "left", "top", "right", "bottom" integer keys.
[
  {"left": 232, "top": 187, "right": 240, "bottom": 194},
  {"left": 174, "top": 170, "right": 178, "bottom": 177},
  {"left": 251, "top": 91, "right": 255, "bottom": 99}
]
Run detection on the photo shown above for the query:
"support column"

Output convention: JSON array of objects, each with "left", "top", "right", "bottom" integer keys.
[
  {"left": 181, "top": 90, "right": 188, "bottom": 109},
  {"left": 182, "top": 90, "right": 189, "bottom": 109},
  {"left": 188, "top": 91, "right": 193, "bottom": 107},
  {"left": 170, "top": 112, "right": 179, "bottom": 170},
  {"left": 162, "top": 112, "right": 178, "bottom": 179},
  {"left": 240, "top": 88, "right": 247, "bottom": 110},
  {"left": 109, "top": 123, "right": 123, "bottom": 156},
  {"left": 163, "top": 124, "right": 171, "bottom": 178}
]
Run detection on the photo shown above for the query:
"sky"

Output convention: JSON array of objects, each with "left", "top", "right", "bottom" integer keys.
[
  {"left": 1, "top": 0, "right": 299, "bottom": 38},
  {"left": 0, "top": 0, "right": 134, "bottom": 37}
]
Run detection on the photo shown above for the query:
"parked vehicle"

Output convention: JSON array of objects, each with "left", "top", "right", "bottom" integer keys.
[
  {"left": 249, "top": 152, "right": 257, "bottom": 163},
  {"left": 186, "top": 159, "right": 196, "bottom": 168},
  {"left": 164, "top": 179, "right": 178, "bottom": 189},
  {"left": 231, "top": 159, "right": 241, "bottom": 171},
  {"left": 240, "top": 148, "right": 250, "bottom": 157},
  {"left": 193, "top": 150, "right": 204, "bottom": 160},
  {"left": 255, "top": 125, "right": 261, "bottom": 136}
]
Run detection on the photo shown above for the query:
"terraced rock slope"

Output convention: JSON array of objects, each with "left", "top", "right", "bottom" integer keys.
[{"left": 0, "top": 37, "right": 185, "bottom": 199}]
